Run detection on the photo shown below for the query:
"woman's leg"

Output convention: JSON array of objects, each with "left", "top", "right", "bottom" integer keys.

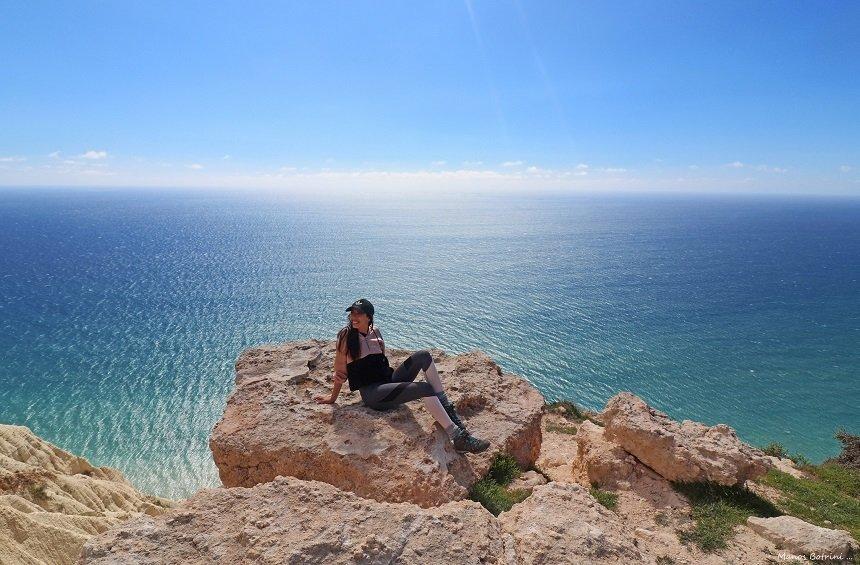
[
  {"left": 359, "top": 381, "right": 457, "bottom": 433},
  {"left": 392, "top": 350, "right": 444, "bottom": 392}
]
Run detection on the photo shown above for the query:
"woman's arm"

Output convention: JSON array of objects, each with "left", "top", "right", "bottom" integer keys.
[{"left": 316, "top": 339, "right": 348, "bottom": 404}]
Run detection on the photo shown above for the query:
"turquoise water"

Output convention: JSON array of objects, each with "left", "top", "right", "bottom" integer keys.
[{"left": 1, "top": 187, "right": 857, "bottom": 499}]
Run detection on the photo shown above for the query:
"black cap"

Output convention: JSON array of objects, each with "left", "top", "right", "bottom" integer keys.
[{"left": 345, "top": 298, "right": 374, "bottom": 317}]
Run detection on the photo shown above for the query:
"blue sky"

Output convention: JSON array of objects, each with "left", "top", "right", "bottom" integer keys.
[{"left": 1, "top": 1, "right": 857, "bottom": 194}]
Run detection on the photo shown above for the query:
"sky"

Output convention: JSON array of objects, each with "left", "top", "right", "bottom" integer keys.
[{"left": 1, "top": 1, "right": 858, "bottom": 195}]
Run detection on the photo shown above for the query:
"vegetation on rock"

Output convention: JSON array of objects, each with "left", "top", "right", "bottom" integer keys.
[
  {"left": 672, "top": 482, "right": 780, "bottom": 551},
  {"left": 589, "top": 484, "right": 619, "bottom": 511},
  {"left": 469, "top": 453, "right": 531, "bottom": 515}
]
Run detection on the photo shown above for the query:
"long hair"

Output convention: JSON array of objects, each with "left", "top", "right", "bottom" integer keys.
[{"left": 337, "top": 313, "right": 374, "bottom": 361}]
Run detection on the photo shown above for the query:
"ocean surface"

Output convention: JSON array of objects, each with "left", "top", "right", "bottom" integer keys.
[{"left": 1, "top": 187, "right": 857, "bottom": 499}]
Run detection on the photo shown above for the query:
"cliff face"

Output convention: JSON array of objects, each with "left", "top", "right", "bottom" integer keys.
[
  {"left": 0, "top": 424, "right": 176, "bottom": 565},
  {"left": 8, "top": 340, "right": 856, "bottom": 564},
  {"left": 209, "top": 339, "right": 545, "bottom": 507}
]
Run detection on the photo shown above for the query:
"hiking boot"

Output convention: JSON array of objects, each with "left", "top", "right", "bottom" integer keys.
[
  {"left": 442, "top": 401, "right": 466, "bottom": 430},
  {"left": 451, "top": 427, "right": 490, "bottom": 454}
]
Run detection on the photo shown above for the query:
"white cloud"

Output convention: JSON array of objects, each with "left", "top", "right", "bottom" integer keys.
[
  {"left": 575, "top": 163, "right": 589, "bottom": 170},
  {"left": 726, "top": 161, "right": 745, "bottom": 168},
  {"left": 49, "top": 151, "right": 61, "bottom": 159},
  {"left": 462, "top": 160, "right": 483, "bottom": 167},
  {"left": 81, "top": 150, "right": 108, "bottom": 160},
  {"left": 840, "top": 165, "right": 852, "bottom": 172},
  {"left": 431, "top": 160, "right": 447, "bottom": 166},
  {"left": 526, "top": 166, "right": 540, "bottom": 173},
  {"left": 501, "top": 160, "right": 523, "bottom": 167},
  {"left": 0, "top": 156, "right": 25, "bottom": 162},
  {"left": 187, "top": 163, "right": 204, "bottom": 170},
  {"left": 688, "top": 165, "right": 700, "bottom": 170},
  {"left": 754, "top": 164, "right": 787, "bottom": 173},
  {"left": 601, "top": 167, "right": 627, "bottom": 173},
  {"left": 222, "top": 154, "right": 231, "bottom": 160}
]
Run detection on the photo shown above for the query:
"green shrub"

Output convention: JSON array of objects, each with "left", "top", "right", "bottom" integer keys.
[
  {"left": 487, "top": 453, "right": 521, "bottom": 486},
  {"left": 470, "top": 478, "right": 530, "bottom": 515},
  {"left": 589, "top": 485, "right": 618, "bottom": 511},
  {"left": 469, "top": 453, "right": 531, "bottom": 515},
  {"left": 672, "top": 482, "right": 780, "bottom": 552},
  {"left": 761, "top": 442, "right": 788, "bottom": 459},
  {"left": 546, "top": 400, "right": 586, "bottom": 422}
]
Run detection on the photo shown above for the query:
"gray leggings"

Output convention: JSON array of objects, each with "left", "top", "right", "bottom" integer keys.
[{"left": 359, "top": 350, "right": 436, "bottom": 410}]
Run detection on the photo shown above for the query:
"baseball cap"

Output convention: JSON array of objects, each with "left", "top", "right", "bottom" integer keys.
[{"left": 345, "top": 298, "right": 374, "bottom": 317}]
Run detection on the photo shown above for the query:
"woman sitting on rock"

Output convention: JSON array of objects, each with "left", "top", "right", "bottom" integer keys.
[{"left": 315, "top": 298, "right": 490, "bottom": 454}]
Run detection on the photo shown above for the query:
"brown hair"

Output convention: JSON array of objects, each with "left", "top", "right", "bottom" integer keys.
[{"left": 336, "top": 312, "right": 374, "bottom": 361}]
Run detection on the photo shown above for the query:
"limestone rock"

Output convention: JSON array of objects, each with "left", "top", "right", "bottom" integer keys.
[
  {"left": 82, "top": 478, "right": 660, "bottom": 565},
  {"left": 0, "top": 424, "right": 175, "bottom": 565},
  {"left": 747, "top": 516, "right": 858, "bottom": 560},
  {"left": 497, "top": 482, "right": 651, "bottom": 564},
  {"left": 574, "top": 420, "right": 647, "bottom": 489},
  {"left": 80, "top": 475, "right": 512, "bottom": 564},
  {"left": 535, "top": 410, "right": 581, "bottom": 484},
  {"left": 209, "top": 339, "right": 544, "bottom": 507},
  {"left": 507, "top": 470, "right": 547, "bottom": 492},
  {"left": 601, "top": 392, "right": 772, "bottom": 485},
  {"left": 766, "top": 455, "right": 807, "bottom": 478}
]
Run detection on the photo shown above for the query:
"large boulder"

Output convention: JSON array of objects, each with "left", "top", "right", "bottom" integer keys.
[
  {"left": 601, "top": 393, "right": 772, "bottom": 485},
  {"left": 209, "top": 340, "right": 544, "bottom": 507},
  {"left": 574, "top": 420, "right": 645, "bottom": 489},
  {"left": 80, "top": 476, "right": 512, "bottom": 564},
  {"left": 0, "top": 424, "right": 175, "bottom": 565},
  {"left": 497, "top": 482, "right": 651, "bottom": 564},
  {"left": 747, "top": 516, "right": 858, "bottom": 560}
]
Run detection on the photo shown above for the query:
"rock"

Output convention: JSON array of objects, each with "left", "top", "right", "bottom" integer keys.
[
  {"left": 507, "top": 470, "right": 547, "bottom": 492},
  {"left": 601, "top": 393, "right": 772, "bottom": 485},
  {"left": 747, "top": 516, "right": 858, "bottom": 560},
  {"left": 574, "top": 420, "right": 644, "bottom": 489},
  {"left": 80, "top": 475, "right": 511, "bottom": 564},
  {"left": 81, "top": 479, "right": 658, "bottom": 564},
  {"left": 497, "top": 482, "right": 651, "bottom": 564},
  {"left": 535, "top": 410, "right": 582, "bottom": 484},
  {"left": 0, "top": 424, "right": 175, "bottom": 565},
  {"left": 209, "top": 340, "right": 545, "bottom": 507},
  {"left": 766, "top": 455, "right": 806, "bottom": 478}
]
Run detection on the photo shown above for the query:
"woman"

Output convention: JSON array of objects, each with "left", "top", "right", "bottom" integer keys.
[{"left": 315, "top": 298, "right": 490, "bottom": 454}]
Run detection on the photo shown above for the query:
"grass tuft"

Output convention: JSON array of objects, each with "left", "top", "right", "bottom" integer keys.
[
  {"left": 589, "top": 485, "right": 619, "bottom": 511},
  {"left": 470, "top": 453, "right": 531, "bottom": 516},
  {"left": 761, "top": 442, "right": 788, "bottom": 459},
  {"left": 546, "top": 423, "right": 578, "bottom": 435},
  {"left": 546, "top": 400, "right": 586, "bottom": 421},
  {"left": 546, "top": 400, "right": 604, "bottom": 426},
  {"left": 487, "top": 453, "right": 521, "bottom": 486},
  {"left": 470, "top": 478, "right": 531, "bottom": 516},
  {"left": 672, "top": 482, "right": 780, "bottom": 552}
]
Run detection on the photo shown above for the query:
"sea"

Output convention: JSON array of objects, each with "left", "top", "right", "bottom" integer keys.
[{"left": 1, "top": 187, "right": 857, "bottom": 499}]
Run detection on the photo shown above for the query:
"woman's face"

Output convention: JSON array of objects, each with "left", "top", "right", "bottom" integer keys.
[{"left": 349, "top": 308, "right": 370, "bottom": 329}]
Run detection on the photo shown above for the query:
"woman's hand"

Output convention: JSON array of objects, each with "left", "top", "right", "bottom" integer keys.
[{"left": 315, "top": 395, "right": 336, "bottom": 404}]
